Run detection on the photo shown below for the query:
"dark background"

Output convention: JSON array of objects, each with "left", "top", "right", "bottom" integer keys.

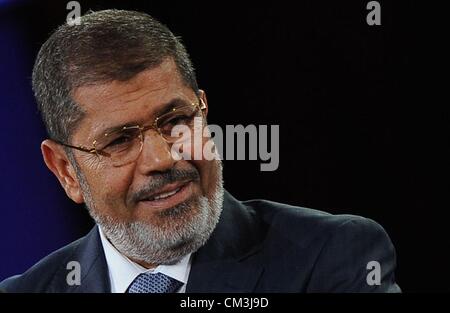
[{"left": 0, "top": 0, "right": 448, "bottom": 292}]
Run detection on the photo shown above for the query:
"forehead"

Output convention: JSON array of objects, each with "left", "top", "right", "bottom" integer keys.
[{"left": 71, "top": 58, "right": 195, "bottom": 141}]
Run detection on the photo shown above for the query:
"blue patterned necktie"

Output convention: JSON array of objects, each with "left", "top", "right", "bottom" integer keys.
[{"left": 127, "top": 272, "right": 183, "bottom": 293}]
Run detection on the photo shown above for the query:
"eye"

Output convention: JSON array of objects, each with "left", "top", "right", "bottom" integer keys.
[
  {"left": 102, "top": 128, "right": 139, "bottom": 150},
  {"left": 158, "top": 113, "right": 194, "bottom": 133},
  {"left": 108, "top": 136, "right": 132, "bottom": 147},
  {"left": 165, "top": 114, "right": 191, "bottom": 126}
]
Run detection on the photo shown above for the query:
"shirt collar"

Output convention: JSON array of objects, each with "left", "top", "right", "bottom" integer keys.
[{"left": 98, "top": 225, "right": 192, "bottom": 293}]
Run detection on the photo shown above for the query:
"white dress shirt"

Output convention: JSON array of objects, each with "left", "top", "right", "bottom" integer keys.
[{"left": 98, "top": 226, "right": 192, "bottom": 293}]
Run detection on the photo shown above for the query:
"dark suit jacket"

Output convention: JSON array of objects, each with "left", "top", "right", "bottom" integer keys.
[{"left": 0, "top": 191, "right": 400, "bottom": 292}]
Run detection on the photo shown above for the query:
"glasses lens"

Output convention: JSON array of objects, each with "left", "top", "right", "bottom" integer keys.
[
  {"left": 97, "top": 127, "right": 142, "bottom": 166},
  {"left": 156, "top": 104, "right": 200, "bottom": 141}
]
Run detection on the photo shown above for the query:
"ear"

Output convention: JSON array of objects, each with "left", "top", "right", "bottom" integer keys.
[
  {"left": 41, "top": 139, "right": 84, "bottom": 204},
  {"left": 198, "top": 89, "right": 208, "bottom": 117}
]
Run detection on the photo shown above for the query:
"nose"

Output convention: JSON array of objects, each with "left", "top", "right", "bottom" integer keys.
[{"left": 135, "top": 129, "right": 176, "bottom": 175}]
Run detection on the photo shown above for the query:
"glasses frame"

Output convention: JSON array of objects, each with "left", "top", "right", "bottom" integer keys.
[{"left": 54, "top": 98, "right": 207, "bottom": 165}]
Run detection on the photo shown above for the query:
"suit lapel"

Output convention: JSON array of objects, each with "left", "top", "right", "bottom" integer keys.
[
  {"left": 186, "top": 191, "right": 265, "bottom": 292},
  {"left": 49, "top": 226, "right": 110, "bottom": 293}
]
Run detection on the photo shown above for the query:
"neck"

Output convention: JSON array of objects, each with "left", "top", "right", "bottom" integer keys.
[{"left": 129, "top": 256, "right": 158, "bottom": 270}]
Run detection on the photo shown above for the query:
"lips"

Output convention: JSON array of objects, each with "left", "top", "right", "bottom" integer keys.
[
  {"left": 151, "top": 187, "right": 181, "bottom": 201},
  {"left": 137, "top": 180, "right": 193, "bottom": 210}
]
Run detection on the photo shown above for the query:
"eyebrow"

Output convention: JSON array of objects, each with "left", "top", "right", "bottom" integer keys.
[{"left": 95, "top": 98, "right": 195, "bottom": 138}]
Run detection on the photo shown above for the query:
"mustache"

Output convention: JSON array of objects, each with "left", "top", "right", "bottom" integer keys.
[{"left": 129, "top": 167, "right": 200, "bottom": 204}]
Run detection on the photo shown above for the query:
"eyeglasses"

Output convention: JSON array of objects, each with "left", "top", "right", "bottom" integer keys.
[{"left": 55, "top": 99, "right": 206, "bottom": 167}]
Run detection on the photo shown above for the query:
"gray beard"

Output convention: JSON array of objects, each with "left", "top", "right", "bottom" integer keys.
[{"left": 81, "top": 161, "right": 224, "bottom": 266}]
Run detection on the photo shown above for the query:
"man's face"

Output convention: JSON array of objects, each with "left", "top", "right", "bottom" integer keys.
[{"left": 67, "top": 58, "right": 223, "bottom": 266}]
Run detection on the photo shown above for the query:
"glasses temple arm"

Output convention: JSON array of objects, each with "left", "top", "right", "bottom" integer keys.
[{"left": 52, "top": 139, "right": 97, "bottom": 154}]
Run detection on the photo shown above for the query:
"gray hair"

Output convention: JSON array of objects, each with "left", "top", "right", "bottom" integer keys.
[{"left": 32, "top": 9, "right": 199, "bottom": 143}]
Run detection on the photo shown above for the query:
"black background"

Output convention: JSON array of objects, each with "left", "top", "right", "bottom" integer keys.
[{"left": 3, "top": 0, "right": 448, "bottom": 292}]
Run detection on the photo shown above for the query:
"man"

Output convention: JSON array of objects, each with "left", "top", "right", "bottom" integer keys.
[{"left": 0, "top": 9, "right": 400, "bottom": 293}]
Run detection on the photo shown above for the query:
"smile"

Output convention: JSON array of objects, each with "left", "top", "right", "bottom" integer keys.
[
  {"left": 151, "top": 187, "right": 181, "bottom": 201},
  {"left": 138, "top": 181, "right": 194, "bottom": 211}
]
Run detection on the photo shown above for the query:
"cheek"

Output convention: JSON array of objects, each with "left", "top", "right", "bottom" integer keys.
[
  {"left": 175, "top": 130, "right": 218, "bottom": 194},
  {"left": 190, "top": 157, "right": 218, "bottom": 198},
  {"left": 83, "top": 165, "right": 134, "bottom": 216}
]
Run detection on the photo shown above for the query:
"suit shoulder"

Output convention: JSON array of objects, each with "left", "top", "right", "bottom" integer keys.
[
  {"left": 0, "top": 236, "right": 84, "bottom": 292},
  {"left": 241, "top": 198, "right": 388, "bottom": 247}
]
